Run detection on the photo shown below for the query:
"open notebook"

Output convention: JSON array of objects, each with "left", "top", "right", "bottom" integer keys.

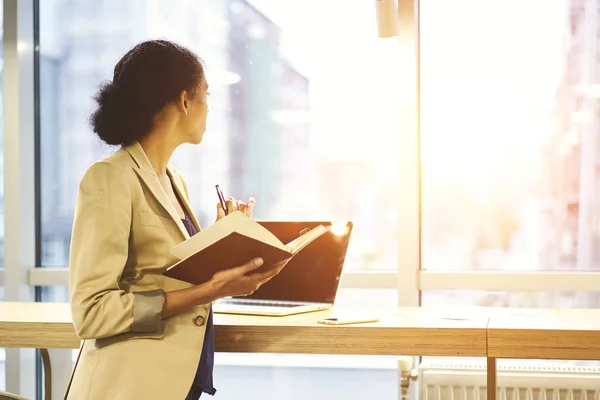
[{"left": 164, "top": 212, "right": 328, "bottom": 285}]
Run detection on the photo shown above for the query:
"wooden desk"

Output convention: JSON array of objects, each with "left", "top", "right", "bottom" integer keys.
[
  {"left": 7, "top": 304, "right": 600, "bottom": 400},
  {"left": 487, "top": 308, "right": 600, "bottom": 360},
  {"left": 0, "top": 302, "right": 79, "bottom": 349},
  {"left": 215, "top": 309, "right": 489, "bottom": 356},
  {"left": 0, "top": 302, "right": 488, "bottom": 357},
  {"left": 0, "top": 302, "right": 492, "bottom": 400},
  {"left": 486, "top": 308, "right": 600, "bottom": 400}
]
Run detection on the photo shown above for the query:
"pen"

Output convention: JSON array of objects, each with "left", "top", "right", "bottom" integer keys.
[{"left": 215, "top": 184, "right": 229, "bottom": 215}]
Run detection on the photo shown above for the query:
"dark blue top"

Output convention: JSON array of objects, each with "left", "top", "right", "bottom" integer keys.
[{"left": 181, "top": 212, "right": 216, "bottom": 399}]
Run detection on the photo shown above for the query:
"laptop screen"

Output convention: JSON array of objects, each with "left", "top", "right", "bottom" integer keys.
[{"left": 236, "top": 221, "right": 353, "bottom": 304}]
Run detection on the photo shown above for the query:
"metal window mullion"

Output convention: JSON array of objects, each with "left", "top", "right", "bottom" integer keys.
[
  {"left": 396, "top": 0, "right": 420, "bottom": 307},
  {"left": 419, "top": 270, "right": 600, "bottom": 292},
  {"left": 22, "top": 268, "right": 600, "bottom": 292},
  {"left": 3, "top": 0, "right": 37, "bottom": 397}
]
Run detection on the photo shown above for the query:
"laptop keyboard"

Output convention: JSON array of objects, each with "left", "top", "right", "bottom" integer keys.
[{"left": 218, "top": 299, "right": 305, "bottom": 308}]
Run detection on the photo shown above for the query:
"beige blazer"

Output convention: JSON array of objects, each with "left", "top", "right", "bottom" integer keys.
[{"left": 66, "top": 142, "right": 209, "bottom": 400}]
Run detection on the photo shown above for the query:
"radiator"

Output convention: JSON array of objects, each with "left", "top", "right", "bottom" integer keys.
[{"left": 418, "top": 360, "right": 600, "bottom": 400}]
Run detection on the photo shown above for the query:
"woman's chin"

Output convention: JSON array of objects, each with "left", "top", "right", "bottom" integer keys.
[{"left": 188, "top": 131, "right": 205, "bottom": 145}]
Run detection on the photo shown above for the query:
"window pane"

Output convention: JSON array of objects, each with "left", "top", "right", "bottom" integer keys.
[
  {"left": 38, "top": 0, "right": 400, "bottom": 271},
  {"left": 421, "top": 0, "right": 599, "bottom": 271}
]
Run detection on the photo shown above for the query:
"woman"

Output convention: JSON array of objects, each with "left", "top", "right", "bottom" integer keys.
[{"left": 66, "top": 40, "right": 286, "bottom": 400}]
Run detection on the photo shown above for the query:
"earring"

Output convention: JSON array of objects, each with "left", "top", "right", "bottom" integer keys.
[{"left": 185, "top": 109, "right": 190, "bottom": 115}]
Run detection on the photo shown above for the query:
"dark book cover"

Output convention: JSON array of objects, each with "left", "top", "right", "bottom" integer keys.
[{"left": 164, "top": 232, "right": 293, "bottom": 285}]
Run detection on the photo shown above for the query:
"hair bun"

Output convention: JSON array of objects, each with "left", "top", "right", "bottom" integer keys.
[{"left": 90, "top": 81, "right": 141, "bottom": 146}]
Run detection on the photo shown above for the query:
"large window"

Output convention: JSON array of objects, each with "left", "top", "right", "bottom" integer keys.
[
  {"left": 37, "top": 2, "right": 401, "bottom": 397},
  {"left": 38, "top": 0, "right": 401, "bottom": 273},
  {"left": 11, "top": 0, "right": 596, "bottom": 396},
  {"left": 420, "top": 0, "right": 600, "bottom": 308}
]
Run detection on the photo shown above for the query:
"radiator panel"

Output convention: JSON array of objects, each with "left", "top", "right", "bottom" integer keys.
[
  {"left": 422, "top": 386, "right": 600, "bottom": 400},
  {"left": 418, "top": 361, "right": 600, "bottom": 400}
]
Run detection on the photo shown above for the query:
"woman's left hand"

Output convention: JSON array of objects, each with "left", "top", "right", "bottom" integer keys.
[{"left": 216, "top": 197, "right": 255, "bottom": 221}]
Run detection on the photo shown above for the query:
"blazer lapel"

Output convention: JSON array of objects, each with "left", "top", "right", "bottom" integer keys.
[
  {"left": 124, "top": 142, "right": 190, "bottom": 239},
  {"left": 167, "top": 165, "right": 202, "bottom": 232}
]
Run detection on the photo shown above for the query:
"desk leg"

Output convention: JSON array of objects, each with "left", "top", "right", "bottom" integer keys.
[
  {"left": 487, "top": 357, "right": 497, "bottom": 400},
  {"left": 40, "top": 349, "right": 52, "bottom": 400}
]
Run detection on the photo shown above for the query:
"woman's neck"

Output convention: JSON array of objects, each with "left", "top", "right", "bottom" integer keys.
[{"left": 138, "top": 132, "right": 179, "bottom": 177}]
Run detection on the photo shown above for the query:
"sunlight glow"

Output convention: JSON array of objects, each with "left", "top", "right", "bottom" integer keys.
[
  {"left": 330, "top": 222, "right": 350, "bottom": 236},
  {"left": 206, "top": 70, "right": 241, "bottom": 86},
  {"left": 565, "top": 131, "right": 579, "bottom": 146},
  {"left": 270, "top": 110, "right": 311, "bottom": 125}
]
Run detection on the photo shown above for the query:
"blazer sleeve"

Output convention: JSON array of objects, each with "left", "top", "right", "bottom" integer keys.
[{"left": 69, "top": 161, "right": 165, "bottom": 340}]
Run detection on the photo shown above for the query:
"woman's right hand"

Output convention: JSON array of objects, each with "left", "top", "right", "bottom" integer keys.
[
  {"left": 162, "top": 257, "right": 288, "bottom": 319},
  {"left": 209, "top": 257, "right": 288, "bottom": 298}
]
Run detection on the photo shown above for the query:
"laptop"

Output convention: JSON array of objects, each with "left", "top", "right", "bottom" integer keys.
[{"left": 213, "top": 220, "right": 353, "bottom": 316}]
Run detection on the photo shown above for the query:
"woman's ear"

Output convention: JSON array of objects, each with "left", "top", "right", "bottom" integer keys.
[{"left": 178, "top": 89, "right": 188, "bottom": 113}]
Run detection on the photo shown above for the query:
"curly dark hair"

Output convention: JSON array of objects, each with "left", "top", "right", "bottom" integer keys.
[{"left": 90, "top": 40, "right": 206, "bottom": 146}]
